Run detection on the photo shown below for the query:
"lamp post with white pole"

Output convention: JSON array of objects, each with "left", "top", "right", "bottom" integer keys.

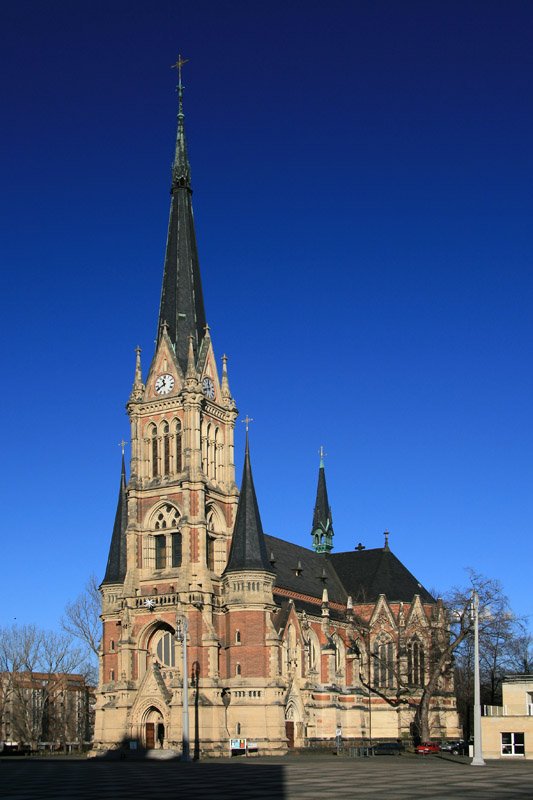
[
  {"left": 471, "top": 590, "right": 485, "bottom": 766},
  {"left": 176, "top": 615, "right": 191, "bottom": 761}
]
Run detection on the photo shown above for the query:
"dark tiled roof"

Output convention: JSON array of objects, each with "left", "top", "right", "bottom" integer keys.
[
  {"left": 102, "top": 456, "right": 128, "bottom": 585},
  {"left": 329, "top": 548, "right": 435, "bottom": 604},
  {"left": 265, "top": 534, "right": 347, "bottom": 605},
  {"left": 157, "top": 88, "right": 206, "bottom": 374},
  {"left": 224, "top": 438, "right": 273, "bottom": 574}
]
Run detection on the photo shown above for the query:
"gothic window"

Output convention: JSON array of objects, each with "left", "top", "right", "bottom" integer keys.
[
  {"left": 213, "top": 427, "right": 219, "bottom": 480},
  {"left": 171, "top": 532, "right": 182, "bottom": 568},
  {"left": 307, "top": 630, "right": 319, "bottom": 674},
  {"left": 150, "top": 425, "right": 158, "bottom": 477},
  {"left": 162, "top": 422, "right": 170, "bottom": 476},
  {"left": 205, "top": 423, "right": 212, "bottom": 476},
  {"left": 334, "top": 635, "right": 345, "bottom": 677},
  {"left": 407, "top": 636, "right": 425, "bottom": 686},
  {"left": 206, "top": 532, "right": 215, "bottom": 571},
  {"left": 154, "top": 504, "right": 180, "bottom": 530},
  {"left": 155, "top": 535, "right": 166, "bottom": 570},
  {"left": 236, "top": 663, "right": 241, "bottom": 676},
  {"left": 373, "top": 636, "right": 395, "bottom": 689},
  {"left": 154, "top": 631, "right": 177, "bottom": 667},
  {"left": 235, "top": 630, "right": 241, "bottom": 644},
  {"left": 174, "top": 419, "right": 182, "bottom": 473}
]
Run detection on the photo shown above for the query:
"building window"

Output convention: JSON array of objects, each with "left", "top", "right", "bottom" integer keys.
[
  {"left": 150, "top": 426, "right": 158, "bottom": 477},
  {"left": 110, "top": 640, "right": 115, "bottom": 652},
  {"left": 172, "top": 532, "right": 182, "bottom": 567},
  {"left": 373, "top": 638, "right": 394, "bottom": 689},
  {"left": 407, "top": 637, "right": 425, "bottom": 686},
  {"left": 155, "top": 535, "right": 166, "bottom": 569},
  {"left": 162, "top": 422, "right": 170, "bottom": 476},
  {"left": 236, "top": 663, "right": 241, "bottom": 676},
  {"left": 236, "top": 722, "right": 241, "bottom": 735},
  {"left": 156, "top": 631, "right": 177, "bottom": 667},
  {"left": 174, "top": 420, "right": 182, "bottom": 473},
  {"left": 501, "top": 732, "right": 525, "bottom": 756},
  {"left": 206, "top": 533, "right": 215, "bottom": 571},
  {"left": 235, "top": 630, "right": 241, "bottom": 644},
  {"left": 110, "top": 670, "right": 115, "bottom": 681}
]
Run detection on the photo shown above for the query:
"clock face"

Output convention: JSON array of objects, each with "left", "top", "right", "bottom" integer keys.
[
  {"left": 202, "top": 376, "right": 215, "bottom": 400},
  {"left": 155, "top": 373, "right": 175, "bottom": 395}
]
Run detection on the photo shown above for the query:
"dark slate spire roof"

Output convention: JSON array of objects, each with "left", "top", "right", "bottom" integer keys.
[
  {"left": 311, "top": 450, "right": 334, "bottom": 553},
  {"left": 224, "top": 435, "right": 273, "bottom": 574},
  {"left": 102, "top": 455, "right": 128, "bottom": 585},
  {"left": 157, "top": 67, "right": 207, "bottom": 375},
  {"left": 329, "top": 547, "right": 435, "bottom": 604}
]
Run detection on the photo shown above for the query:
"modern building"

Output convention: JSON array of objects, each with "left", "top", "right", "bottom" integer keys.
[
  {"left": 482, "top": 675, "right": 533, "bottom": 759},
  {"left": 92, "top": 69, "right": 460, "bottom": 756},
  {"left": 0, "top": 672, "right": 93, "bottom": 752}
]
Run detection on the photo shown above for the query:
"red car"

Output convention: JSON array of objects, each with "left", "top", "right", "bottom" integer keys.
[{"left": 415, "top": 742, "right": 440, "bottom": 754}]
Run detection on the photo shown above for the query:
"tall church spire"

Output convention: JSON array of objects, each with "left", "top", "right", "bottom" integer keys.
[
  {"left": 311, "top": 447, "right": 334, "bottom": 553},
  {"left": 102, "top": 454, "right": 128, "bottom": 585},
  {"left": 157, "top": 56, "right": 207, "bottom": 375},
  {"left": 224, "top": 433, "right": 273, "bottom": 574}
]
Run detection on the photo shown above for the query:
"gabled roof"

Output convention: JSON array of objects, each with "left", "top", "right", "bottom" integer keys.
[
  {"left": 329, "top": 548, "right": 435, "bottom": 604},
  {"left": 224, "top": 437, "right": 273, "bottom": 574},
  {"left": 157, "top": 78, "right": 206, "bottom": 375},
  {"left": 102, "top": 456, "right": 128, "bottom": 585},
  {"left": 265, "top": 534, "right": 347, "bottom": 605}
]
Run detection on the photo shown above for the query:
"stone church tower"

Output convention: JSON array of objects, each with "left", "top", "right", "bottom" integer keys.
[{"left": 92, "top": 70, "right": 460, "bottom": 756}]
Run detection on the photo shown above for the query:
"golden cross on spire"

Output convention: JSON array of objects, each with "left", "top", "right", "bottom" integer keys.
[
  {"left": 118, "top": 440, "right": 128, "bottom": 455},
  {"left": 242, "top": 415, "right": 254, "bottom": 432},
  {"left": 171, "top": 54, "right": 189, "bottom": 86}
]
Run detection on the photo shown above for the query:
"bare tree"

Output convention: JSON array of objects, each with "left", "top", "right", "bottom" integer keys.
[
  {"left": 61, "top": 575, "right": 101, "bottom": 658},
  {"left": 0, "top": 624, "right": 89, "bottom": 749},
  {"left": 352, "top": 569, "right": 524, "bottom": 743}
]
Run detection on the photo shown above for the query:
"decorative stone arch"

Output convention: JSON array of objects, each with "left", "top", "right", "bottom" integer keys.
[
  {"left": 139, "top": 702, "right": 169, "bottom": 749},
  {"left": 137, "top": 619, "right": 178, "bottom": 680},
  {"left": 285, "top": 687, "right": 305, "bottom": 748}
]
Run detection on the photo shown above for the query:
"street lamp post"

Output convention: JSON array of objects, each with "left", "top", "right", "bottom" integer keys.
[
  {"left": 176, "top": 615, "right": 191, "bottom": 761},
  {"left": 471, "top": 590, "right": 485, "bottom": 767}
]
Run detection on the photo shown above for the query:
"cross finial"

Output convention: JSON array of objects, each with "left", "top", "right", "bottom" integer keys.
[
  {"left": 204, "top": 322, "right": 210, "bottom": 337},
  {"left": 242, "top": 415, "right": 254, "bottom": 432},
  {"left": 384, "top": 529, "right": 390, "bottom": 551},
  {"left": 319, "top": 445, "right": 327, "bottom": 467},
  {"left": 171, "top": 54, "right": 189, "bottom": 88},
  {"left": 118, "top": 440, "right": 128, "bottom": 456}
]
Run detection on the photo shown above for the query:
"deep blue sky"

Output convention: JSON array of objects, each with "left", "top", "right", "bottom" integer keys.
[{"left": 1, "top": 1, "right": 531, "bottom": 631}]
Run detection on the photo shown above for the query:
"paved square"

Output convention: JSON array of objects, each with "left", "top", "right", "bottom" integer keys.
[{"left": 0, "top": 755, "right": 532, "bottom": 799}]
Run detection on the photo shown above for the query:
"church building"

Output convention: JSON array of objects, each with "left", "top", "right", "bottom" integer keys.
[{"left": 92, "top": 67, "right": 460, "bottom": 756}]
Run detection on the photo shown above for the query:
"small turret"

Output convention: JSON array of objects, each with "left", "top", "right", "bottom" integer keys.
[{"left": 311, "top": 447, "right": 334, "bottom": 553}]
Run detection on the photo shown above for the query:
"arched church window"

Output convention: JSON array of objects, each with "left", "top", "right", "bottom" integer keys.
[
  {"left": 174, "top": 419, "right": 182, "bottom": 473},
  {"left": 334, "top": 634, "right": 345, "bottom": 676},
  {"left": 171, "top": 532, "right": 182, "bottom": 567},
  {"left": 407, "top": 636, "right": 425, "bottom": 686},
  {"left": 235, "top": 630, "right": 241, "bottom": 644},
  {"left": 213, "top": 427, "right": 219, "bottom": 480},
  {"left": 150, "top": 425, "right": 158, "bottom": 477},
  {"left": 206, "top": 532, "right": 215, "bottom": 571},
  {"left": 155, "top": 630, "right": 177, "bottom": 667},
  {"left": 373, "top": 635, "right": 395, "bottom": 689},
  {"left": 162, "top": 422, "right": 170, "bottom": 476},
  {"left": 236, "top": 663, "right": 241, "bottom": 676},
  {"left": 154, "top": 504, "right": 180, "bottom": 530},
  {"left": 155, "top": 535, "right": 166, "bottom": 569},
  {"left": 307, "top": 631, "right": 319, "bottom": 674}
]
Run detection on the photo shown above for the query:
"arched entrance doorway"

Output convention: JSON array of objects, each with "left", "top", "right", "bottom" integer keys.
[
  {"left": 143, "top": 706, "right": 165, "bottom": 749},
  {"left": 285, "top": 698, "right": 304, "bottom": 749}
]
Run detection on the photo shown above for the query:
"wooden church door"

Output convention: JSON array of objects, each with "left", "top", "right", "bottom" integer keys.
[
  {"left": 285, "top": 720, "right": 295, "bottom": 748},
  {"left": 146, "top": 723, "right": 155, "bottom": 749}
]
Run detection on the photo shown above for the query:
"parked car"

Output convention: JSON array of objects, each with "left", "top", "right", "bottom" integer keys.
[
  {"left": 415, "top": 742, "right": 440, "bottom": 754},
  {"left": 440, "top": 740, "right": 467, "bottom": 755},
  {"left": 372, "top": 741, "right": 405, "bottom": 756}
]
